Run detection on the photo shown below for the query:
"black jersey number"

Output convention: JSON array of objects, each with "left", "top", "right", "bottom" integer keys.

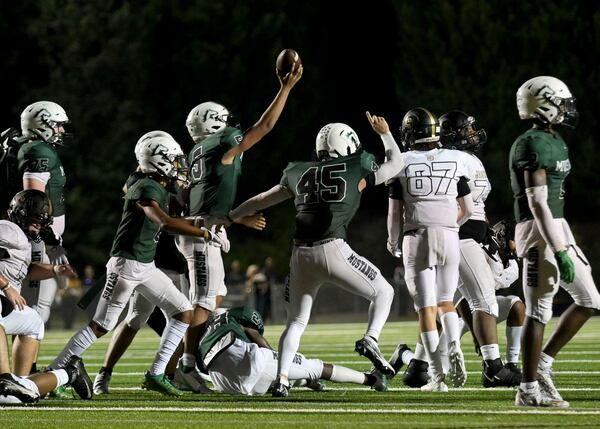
[
  {"left": 296, "top": 164, "right": 347, "bottom": 203},
  {"left": 406, "top": 161, "right": 457, "bottom": 196},
  {"left": 190, "top": 146, "right": 204, "bottom": 182}
]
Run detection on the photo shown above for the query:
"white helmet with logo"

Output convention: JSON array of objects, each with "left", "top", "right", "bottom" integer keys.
[
  {"left": 20, "top": 101, "right": 70, "bottom": 144},
  {"left": 135, "top": 134, "right": 189, "bottom": 184},
  {"left": 134, "top": 130, "right": 174, "bottom": 162},
  {"left": 186, "top": 101, "right": 230, "bottom": 140},
  {"left": 315, "top": 123, "right": 361, "bottom": 160},
  {"left": 516, "top": 76, "right": 578, "bottom": 128}
]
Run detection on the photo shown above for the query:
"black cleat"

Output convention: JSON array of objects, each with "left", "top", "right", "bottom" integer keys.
[
  {"left": 64, "top": 356, "right": 94, "bottom": 399},
  {"left": 272, "top": 379, "right": 290, "bottom": 398},
  {"left": 505, "top": 362, "right": 522, "bottom": 378},
  {"left": 0, "top": 373, "right": 40, "bottom": 404},
  {"left": 355, "top": 336, "right": 395, "bottom": 376},
  {"left": 388, "top": 344, "right": 411, "bottom": 379},
  {"left": 403, "top": 359, "right": 429, "bottom": 388},
  {"left": 482, "top": 358, "right": 521, "bottom": 388}
]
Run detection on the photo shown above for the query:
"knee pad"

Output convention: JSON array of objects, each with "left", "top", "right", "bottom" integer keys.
[
  {"left": 471, "top": 301, "right": 499, "bottom": 318},
  {"left": 29, "top": 314, "right": 45, "bottom": 341},
  {"left": 125, "top": 313, "right": 148, "bottom": 330},
  {"left": 375, "top": 281, "right": 395, "bottom": 303}
]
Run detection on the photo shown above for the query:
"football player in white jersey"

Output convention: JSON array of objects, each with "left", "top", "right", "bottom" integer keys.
[
  {"left": 387, "top": 108, "right": 473, "bottom": 392},
  {"left": 0, "top": 190, "right": 77, "bottom": 378},
  {"left": 438, "top": 111, "right": 520, "bottom": 387}
]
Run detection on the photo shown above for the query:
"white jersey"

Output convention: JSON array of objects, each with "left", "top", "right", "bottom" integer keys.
[
  {"left": 0, "top": 220, "right": 31, "bottom": 293},
  {"left": 462, "top": 152, "right": 490, "bottom": 222},
  {"left": 390, "top": 148, "right": 471, "bottom": 231}
]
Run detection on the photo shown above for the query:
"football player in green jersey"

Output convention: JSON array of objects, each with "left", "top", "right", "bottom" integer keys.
[
  {"left": 197, "top": 307, "right": 387, "bottom": 395},
  {"left": 510, "top": 76, "right": 600, "bottom": 408},
  {"left": 17, "top": 101, "right": 71, "bottom": 326},
  {"left": 175, "top": 62, "right": 302, "bottom": 390},
  {"left": 49, "top": 134, "right": 263, "bottom": 397},
  {"left": 229, "top": 112, "right": 404, "bottom": 397}
]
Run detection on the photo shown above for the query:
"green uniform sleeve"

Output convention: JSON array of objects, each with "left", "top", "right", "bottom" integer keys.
[
  {"left": 513, "top": 134, "right": 552, "bottom": 171},
  {"left": 279, "top": 163, "right": 294, "bottom": 189},
  {"left": 229, "top": 307, "right": 265, "bottom": 335},
  {"left": 18, "top": 143, "right": 57, "bottom": 173},
  {"left": 221, "top": 127, "right": 244, "bottom": 150},
  {"left": 359, "top": 151, "right": 379, "bottom": 178},
  {"left": 126, "top": 179, "right": 164, "bottom": 202}
]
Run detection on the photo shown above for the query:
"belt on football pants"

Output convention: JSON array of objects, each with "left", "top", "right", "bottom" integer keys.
[{"left": 293, "top": 238, "right": 337, "bottom": 247}]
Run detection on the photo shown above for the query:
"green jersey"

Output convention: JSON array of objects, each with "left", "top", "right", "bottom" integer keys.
[
  {"left": 17, "top": 140, "right": 66, "bottom": 216},
  {"left": 509, "top": 128, "right": 571, "bottom": 222},
  {"left": 188, "top": 127, "right": 243, "bottom": 217},
  {"left": 280, "top": 150, "right": 378, "bottom": 242},
  {"left": 110, "top": 175, "right": 169, "bottom": 263},
  {"left": 197, "top": 307, "right": 264, "bottom": 369}
]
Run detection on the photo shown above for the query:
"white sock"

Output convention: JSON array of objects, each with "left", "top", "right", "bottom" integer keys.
[
  {"left": 414, "top": 342, "right": 427, "bottom": 361},
  {"left": 520, "top": 381, "right": 538, "bottom": 392},
  {"left": 440, "top": 312, "right": 461, "bottom": 345},
  {"left": 50, "top": 369, "right": 70, "bottom": 387},
  {"left": 538, "top": 352, "right": 554, "bottom": 372},
  {"left": 438, "top": 332, "right": 449, "bottom": 374},
  {"left": 277, "top": 321, "right": 306, "bottom": 378},
  {"left": 365, "top": 285, "right": 393, "bottom": 340},
  {"left": 329, "top": 365, "right": 367, "bottom": 385},
  {"left": 182, "top": 353, "right": 196, "bottom": 370},
  {"left": 401, "top": 349, "right": 414, "bottom": 365},
  {"left": 480, "top": 344, "right": 501, "bottom": 361},
  {"left": 421, "top": 330, "right": 443, "bottom": 378},
  {"left": 506, "top": 326, "right": 522, "bottom": 364},
  {"left": 50, "top": 325, "right": 98, "bottom": 369},
  {"left": 149, "top": 318, "right": 188, "bottom": 376}
]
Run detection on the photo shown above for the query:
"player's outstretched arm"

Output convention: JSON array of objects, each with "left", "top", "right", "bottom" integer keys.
[
  {"left": 387, "top": 198, "right": 403, "bottom": 257},
  {"left": 28, "top": 263, "right": 77, "bottom": 281},
  {"left": 222, "top": 64, "right": 303, "bottom": 165},
  {"left": 229, "top": 184, "right": 293, "bottom": 221},
  {"left": 137, "top": 199, "right": 210, "bottom": 238},
  {"left": 524, "top": 168, "right": 574, "bottom": 283},
  {"left": 360, "top": 112, "right": 403, "bottom": 191}
]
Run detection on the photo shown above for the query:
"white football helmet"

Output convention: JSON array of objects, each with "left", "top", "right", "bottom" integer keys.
[
  {"left": 134, "top": 130, "right": 174, "bottom": 162},
  {"left": 516, "top": 76, "right": 578, "bottom": 128},
  {"left": 20, "top": 101, "right": 70, "bottom": 144},
  {"left": 315, "top": 123, "right": 361, "bottom": 160},
  {"left": 135, "top": 135, "right": 189, "bottom": 184},
  {"left": 186, "top": 101, "right": 230, "bottom": 140}
]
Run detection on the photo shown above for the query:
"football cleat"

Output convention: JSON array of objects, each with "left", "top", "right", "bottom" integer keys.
[
  {"left": 0, "top": 373, "right": 40, "bottom": 404},
  {"left": 305, "top": 378, "right": 326, "bottom": 392},
  {"left": 172, "top": 362, "right": 213, "bottom": 394},
  {"left": 64, "top": 356, "right": 93, "bottom": 400},
  {"left": 388, "top": 343, "right": 411, "bottom": 379},
  {"left": 504, "top": 362, "right": 522, "bottom": 378},
  {"left": 482, "top": 358, "right": 521, "bottom": 388},
  {"left": 355, "top": 336, "right": 395, "bottom": 376},
  {"left": 447, "top": 341, "right": 467, "bottom": 387},
  {"left": 403, "top": 359, "right": 430, "bottom": 388},
  {"left": 142, "top": 372, "right": 183, "bottom": 397},
  {"left": 420, "top": 375, "right": 448, "bottom": 393},
  {"left": 515, "top": 385, "right": 553, "bottom": 407},
  {"left": 93, "top": 367, "right": 112, "bottom": 395},
  {"left": 370, "top": 369, "right": 388, "bottom": 392},
  {"left": 271, "top": 378, "right": 290, "bottom": 398},
  {"left": 537, "top": 372, "right": 569, "bottom": 408}
]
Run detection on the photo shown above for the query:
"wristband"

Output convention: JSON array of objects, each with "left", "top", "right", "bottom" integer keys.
[{"left": 53, "top": 265, "right": 61, "bottom": 275}]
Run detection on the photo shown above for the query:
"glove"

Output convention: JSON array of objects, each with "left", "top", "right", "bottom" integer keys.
[
  {"left": 386, "top": 240, "right": 402, "bottom": 258},
  {"left": 214, "top": 228, "right": 230, "bottom": 254},
  {"left": 555, "top": 249, "right": 575, "bottom": 284}
]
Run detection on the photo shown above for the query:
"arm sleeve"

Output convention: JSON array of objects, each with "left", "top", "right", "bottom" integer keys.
[
  {"left": 457, "top": 194, "right": 474, "bottom": 226},
  {"left": 457, "top": 176, "right": 471, "bottom": 197},
  {"left": 387, "top": 198, "right": 402, "bottom": 246},
  {"left": 373, "top": 133, "right": 403, "bottom": 186},
  {"left": 229, "top": 184, "right": 293, "bottom": 220},
  {"left": 525, "top": 185, "right": 566, "bottom": 252},
  {"left": 388, "top": 178, "right": 404, "bottom": 200}
]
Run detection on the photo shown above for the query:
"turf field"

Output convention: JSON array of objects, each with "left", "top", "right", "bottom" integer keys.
[{"left": 2, "top": 317, "right": 600, "bottom": 428}]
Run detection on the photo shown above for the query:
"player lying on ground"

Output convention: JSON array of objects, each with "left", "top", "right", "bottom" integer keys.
[{"left": 198, "top": 307, "right": 387, "bottom": 395}]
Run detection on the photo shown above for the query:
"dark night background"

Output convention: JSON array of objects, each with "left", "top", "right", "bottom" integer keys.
[{"left": 1, "top": 0, "right": 599, "bottom": 295}]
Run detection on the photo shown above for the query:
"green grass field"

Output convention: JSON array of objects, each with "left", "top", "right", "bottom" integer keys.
[{"left": 2, "top": 317, "right": 600, "bottom": 428}]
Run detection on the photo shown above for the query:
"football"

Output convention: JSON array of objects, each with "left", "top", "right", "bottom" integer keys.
[{"left": 276, "top": 49, "right": 301, "bottom": 77}]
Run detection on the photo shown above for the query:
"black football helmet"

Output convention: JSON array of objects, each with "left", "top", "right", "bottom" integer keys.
[
  {"left": 7, "top": 190, "right": 53, "bottom": 239},
  {"left": 439, "top": 110, "right": 487, "bottom": 152},
  {"left": 489, "top": 219, "right": 516, "bottom": 267},
  {"left": 400, "top": 107, "right": 440, "bottom": 151}
]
